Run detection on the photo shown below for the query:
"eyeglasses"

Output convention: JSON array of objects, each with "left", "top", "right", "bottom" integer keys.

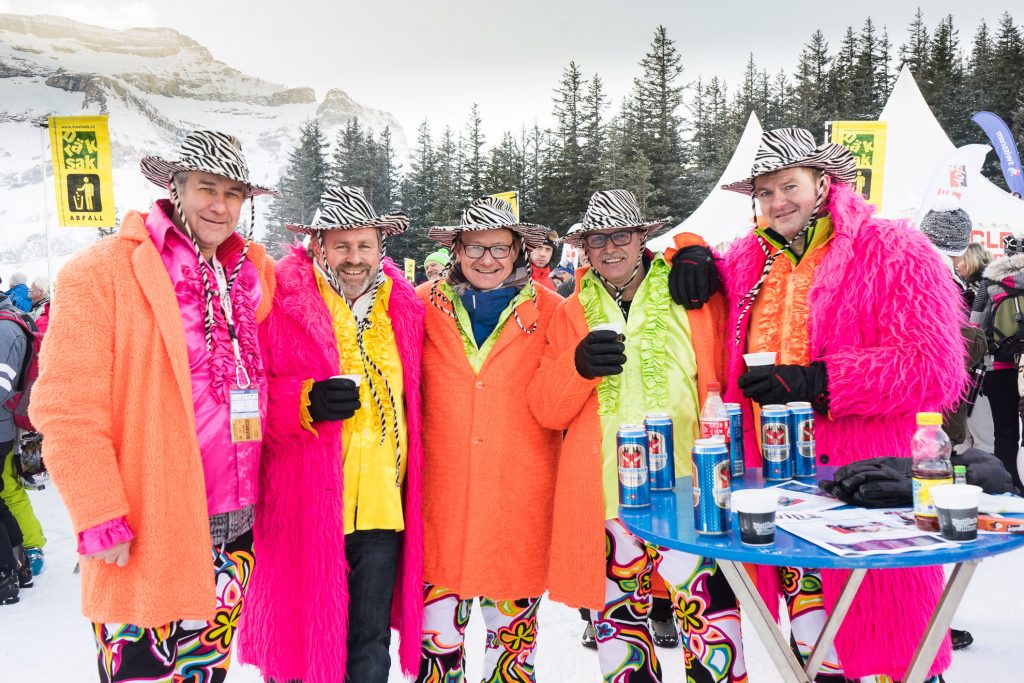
[
  {"left": 583, "top": 230, "right": 636, "bottom": 249},
  {"left": 462, "top": 243, "right": 513, "bottom": 259}
]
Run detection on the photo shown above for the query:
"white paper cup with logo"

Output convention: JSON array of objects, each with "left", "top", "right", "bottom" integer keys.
[
  {"left": 592, "top": 322, "right": 625, "bottom": 341},
  {"left": 732, "top": 489, "right": 780, "bottom": 546},
  {"left": 332, "top": 374, "right": 363, "bottom": 387},
  {"left": 931, "top": 484, "right": 982, "bottom": 542},
  {"left": 742, "top": 352, "right": 777, "bottom": 368}
]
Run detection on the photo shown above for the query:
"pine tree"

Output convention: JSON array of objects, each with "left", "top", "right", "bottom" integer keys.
[
  {"left": 434, "top": 126, "right": 463, "bottom": 226},
  {"left": 848, "top": 18, "right": 881, "bottom": 119},
  {"left": 924, "top": 14, "right": 969, "bottom": 143},
  {"left": 331, "top": 117, "right": 365, "bottom": 187},
  {"left": 967, "top": 20, "right": 996, "bottom": 112},
  {"left": 460, "top": 104, "right": 486, "bottom": 199},
  {"left": 265, "top": 119, "right": 329, "bottom": 256},
  {"left": 793, "top": 30, "right": 831, "bottom": 133},
  {"left": 402, "top": 120, "right": 437, "bottom": 231},
  {"left": 829, "top": 26, "right": 859, "bottom": 118},
  {"left": 991, "top": 12, "right": 1024, "bottom": 132},
  {"left": 899, "top": 7, "right": 930, "bottom": 76}
]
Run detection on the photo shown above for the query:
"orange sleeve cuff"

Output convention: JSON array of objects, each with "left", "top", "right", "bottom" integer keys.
[
  {"left": 663, "top": 232, "right": 707, "bottom": 262},
  {"left": 299, "top": 378, "right": 319, "bottom": 437}
]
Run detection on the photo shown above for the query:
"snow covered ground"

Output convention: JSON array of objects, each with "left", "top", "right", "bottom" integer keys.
[{"left": 4, "top": 485, "right": 1023, "bottom": 681}]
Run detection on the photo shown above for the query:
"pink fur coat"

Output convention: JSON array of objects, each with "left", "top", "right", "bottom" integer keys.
[
  {"left": 238, "top": 247, "right": 425, "bottom": 682},
  {"left": 723, "top": 183, "right": 966, "bottom": 678}
]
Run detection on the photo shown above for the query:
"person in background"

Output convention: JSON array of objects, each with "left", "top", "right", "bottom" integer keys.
[
  {"left": 423, "top": 247, "right": 450, "bottom": 283},
  {"left": 955, "top": 242, "right": 992, "bottom": 309},
  {"left": 529, "top": 230, "right": 559, "bottom": 290},
  {"left": 3, "top": 274, "right": 31, "bottom": 313},
  {"left": 550, "top": 264, "right": 575, "bottom": 298},
  {"left": 28, "top": 277, "right": 50, "bottom": 333}
]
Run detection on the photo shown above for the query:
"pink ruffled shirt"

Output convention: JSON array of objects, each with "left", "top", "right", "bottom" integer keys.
[{"left": 78, "top": 200, "right": 267, "bottom": 554}]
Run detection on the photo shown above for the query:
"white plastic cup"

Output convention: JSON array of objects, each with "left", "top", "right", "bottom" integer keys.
[
  {"left": 592, "top": 322, "right": 624, "bottom": 335},
  {"left": 743, "top": 352, "right": 777, "bottom": 368},
  {"left": 332, "top": 374, "right": 363, "bottom": 387},
  {"left": 931, "top": 484, "right": 982, "bottom": 542},
  {"left": 732, "top": 489, "right": 781, "bottom": 546}
]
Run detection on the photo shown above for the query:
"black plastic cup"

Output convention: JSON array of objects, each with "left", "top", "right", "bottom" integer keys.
[
  {"left": 936, "top": 506, "right": 978, "bottom": 542},
  {"left": 738, "top": 510, "right": 777, "bottom": 546}
]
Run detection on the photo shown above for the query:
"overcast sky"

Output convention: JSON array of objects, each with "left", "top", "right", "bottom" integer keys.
[{"left": 6, "top": 1, "right": 1017, "bottom": 140}]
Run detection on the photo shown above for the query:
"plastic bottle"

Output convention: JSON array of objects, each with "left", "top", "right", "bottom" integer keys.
[
  {"left": 700, "top": 382, "right": 730, "bottom": 441},
  {"left": 953, "top": 465, "right": 967, "bottom": 486},
  {"left": 911, "top": 412, "right": 953, "bottom": 531}
]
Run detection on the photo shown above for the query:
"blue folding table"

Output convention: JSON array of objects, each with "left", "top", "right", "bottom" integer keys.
[{"left": 619, "top": 469, "right": 1024, "bottom": 683}]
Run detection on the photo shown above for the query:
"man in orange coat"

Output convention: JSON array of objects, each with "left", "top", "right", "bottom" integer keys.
[
  {"left": 31, "top": 131, "right": 277, "bottom": 682},
  {"left": 416, "top": 196, "right": 563, "bottom": 681},
  {"left": 529, "top": 190, "right": 738, "bottom": 682}
]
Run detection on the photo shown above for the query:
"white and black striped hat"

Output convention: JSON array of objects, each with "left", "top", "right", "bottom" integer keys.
[
  {"left": 286, "top": 186, "right": 409, "bottom": 237},
  {"left": 429, "top": 196, "right": 549, "bottom": 250},
  {"left": 140, "top": 130, "right": 279, "bottom": 197},
  {"left": 722, "top": 127, "right": 857, "bottom": 195},
  {"left": 562, "top": 189, "right": 672, "bottom": 246}
]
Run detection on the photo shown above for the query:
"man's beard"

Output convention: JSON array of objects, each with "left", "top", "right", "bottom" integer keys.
[{"left": 335, "top": 265, "right": 375, "bottom": 301}]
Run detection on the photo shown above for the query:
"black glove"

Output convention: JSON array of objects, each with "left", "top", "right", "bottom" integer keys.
[
  {"left": 669, "top": 246, "right": 720, "bottom": 309},
  {"left": 737, "top": 362, "right": 829, "bottom": 414},
  {"left": 820, "top": 457, "right": 913, "bottom": 508},
  {"left": 574, "top": 330, "right": 627, "bottom": 379},
  {"left": 307, "top": 377, "right": 361, "bottom": 422},
  {"left": 952, "top": 448, "right": 1016, "bottom": 494}
]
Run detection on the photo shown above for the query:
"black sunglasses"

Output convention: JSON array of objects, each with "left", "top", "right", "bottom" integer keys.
[{"left": 584, "top": 230, "right": 636, "bottom": 249}]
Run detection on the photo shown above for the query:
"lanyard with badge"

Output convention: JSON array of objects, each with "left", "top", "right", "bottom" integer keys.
[{"left": 212, "top": 257, "right": 262, "bottom": 444}]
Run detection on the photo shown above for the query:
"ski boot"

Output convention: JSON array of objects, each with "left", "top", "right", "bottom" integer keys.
[
  {"left": 25, "top": 547, "right": 43, "bottom": 576},
  {"left": 951, "top": 628, "right": 973, "bottom": 650},
  {"left": 0, "top": 567, "right": 19, "bottom": 605},
  {"left": 13, "top": 546, "right": 32, "bottom": 588},
  {"left": 650, "top": 615, "right": 679, "bottom": 648},
  {"left": 581, "top": 621, "right": 597, "bottom": 650}
]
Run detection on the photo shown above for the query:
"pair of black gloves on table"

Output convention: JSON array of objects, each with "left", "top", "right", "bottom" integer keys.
[
  {"left": 574, "top": 246, "right": 720, "bottom": 379},
  {"left": 307, "top": 377, "right": 361, "bottom": 422}
]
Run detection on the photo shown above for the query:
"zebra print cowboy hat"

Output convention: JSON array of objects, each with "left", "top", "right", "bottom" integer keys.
[
  {"left": 429, "top": 196, "right": 550, "bottom": 250},
  {"left": 562, "top": 189, "right": 672, "bottom": 246},
  {"left": 286, "top": 186, "right": 410, "bottom": 237},
  {"left": 721, "top": 127, "right": 857, "bottom": 195},
  {"left": 140, "top": 130, "right": 279, "bottom": 197}
]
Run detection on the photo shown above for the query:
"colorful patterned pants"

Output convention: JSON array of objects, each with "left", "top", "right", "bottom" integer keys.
[
  {"left": 417, "top": 583, "right": 542, "bottom": 682},
  {"left": 595, "top": 521, "right": 848, "bottom": 682},
  {"left": 93, "top": 530, "right": 254, "bottom": 683}
]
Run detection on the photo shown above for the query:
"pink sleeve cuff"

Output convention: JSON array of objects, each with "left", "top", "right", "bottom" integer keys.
[{"left": 77, "top": 517, "right": 134, "bottom": 555}]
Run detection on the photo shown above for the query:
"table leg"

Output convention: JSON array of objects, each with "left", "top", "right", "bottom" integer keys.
[
  {"left": 805, "top": 568, "right": 867, "bottom": 679},
  {"left": 717, "top": 560, "right": 810, "bottom": 683},
  {"left": 902, "top": 560, "right": 979, "bottom": 683}
]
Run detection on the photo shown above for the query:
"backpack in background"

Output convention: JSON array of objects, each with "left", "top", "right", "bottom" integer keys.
[
  {"left": 0, "top": 309, "right": 39, "bottom": 431},
  {"left": 987, "top": 282, "right": 1024, "bottom": 364}
]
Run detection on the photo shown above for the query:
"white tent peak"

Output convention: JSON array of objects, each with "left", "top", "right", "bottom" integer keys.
[{"left": 650, "top": 110, "right": 763, "bottom": 251}]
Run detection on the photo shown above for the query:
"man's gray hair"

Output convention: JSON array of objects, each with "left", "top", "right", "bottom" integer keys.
[
  {"left": 32, "top": 276, "right": 50, "bottom": 292},
  {"left": 9, "top": 272, "right": 27, "bottom": 286}
]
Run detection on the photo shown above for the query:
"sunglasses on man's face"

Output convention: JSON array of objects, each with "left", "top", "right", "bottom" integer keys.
[{"left": 584, "top": 230, "right": 636, "bottom": 249}]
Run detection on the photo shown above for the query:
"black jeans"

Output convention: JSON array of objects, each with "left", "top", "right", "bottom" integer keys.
[
  {"left": 346, "top": 529, "right": 401, "bottom": 683},
  {"left": 983, "top": 368, "right": 1024, "bottom": 490}
]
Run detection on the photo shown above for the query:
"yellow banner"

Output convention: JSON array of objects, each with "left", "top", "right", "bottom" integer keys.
[
  {"left": 404, "top": 258, "right": 416, "bottom": 283},
  {"left": 48, "top": 115, "right": 116, "bottom": 227},
  {"left": 828, "top": 121, "right": 887, "bottom": 210},
  {"left": 489, "top": 191, "right": 519, "bottom": 221}
]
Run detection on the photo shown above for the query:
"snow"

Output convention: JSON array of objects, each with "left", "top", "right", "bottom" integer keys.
[{"left": 4, "top": 485, "right": 1023, "bottom": 681}]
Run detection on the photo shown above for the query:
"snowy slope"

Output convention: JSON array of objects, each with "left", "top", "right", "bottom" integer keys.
[
  {"left": 5, "top": 485, "right": 1023, "bottom": 681},
  {"left": 0, "top": 12, "right": 408, "bottom": 262}
]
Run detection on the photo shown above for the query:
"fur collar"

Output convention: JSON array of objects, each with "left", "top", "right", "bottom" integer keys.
[{"left": 982, "top": 253, "right": 1024, "bottom": 281}]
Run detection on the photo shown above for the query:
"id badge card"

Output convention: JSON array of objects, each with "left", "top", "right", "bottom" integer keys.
[{"left": 230, "top": 388, "right": 262, "bottom": 443}]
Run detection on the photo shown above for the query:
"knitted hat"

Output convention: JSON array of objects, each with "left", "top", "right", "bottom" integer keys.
[
  {"left": 562, "top": 190, "right": 672, "bottom": 246},
  {"left": 429, "top": 196, "right": 549, "bottom": 250},
  {"left": 722, "top": 127, "right": 857, "bottom": 195},
  {"left": 140, "top": 130, "right": 279, "bottom": 197},
  {"left": 287, "top": 186, "right": 409, "bottom": 236},
  {"left": 423, "top": 248, "right": 450, "bottom": 268},
  {"left": 919, "top": 197, "right": 972, "bottom": 257}
]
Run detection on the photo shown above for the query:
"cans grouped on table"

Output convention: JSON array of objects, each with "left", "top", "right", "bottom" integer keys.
[
  {"left": 724, "top": 402, "right": 745, "bottom": 479},
  {"left": 645, "top": 413, "right": 676, "bottom": 491},
  {"left": 760, "top": 404, "right": 792, "bottom": 480},
  {"left": 692, "top": 437, "right": 732, "bottom": 534},
  {"left": 786, "top": 401, "right": 817, "bottom": 478},
  {"left": 617, "top": 424, "right": 651, "bottom": 507}
]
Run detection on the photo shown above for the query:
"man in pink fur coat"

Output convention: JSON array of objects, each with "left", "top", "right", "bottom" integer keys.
[
  {"left": 238, "top": 187, "right": 425, "bottom": 683},
  {"left": 715, "top": 128, "right": 962, "bottom": 681}
]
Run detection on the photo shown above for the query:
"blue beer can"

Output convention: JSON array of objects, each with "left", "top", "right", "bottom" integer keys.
[
  {"left": 787, "top": 401, "right": 817, "bottom": 478},
  {"left": 617, "top": 425, "right": 651, "bottom": 508},
  {"left": 644, "top": 413, "right": 676, "bottom": 491},
  {"left": 761, "top": 404, "right": 793, "bottom": 481},
  {"left": 724, "top": 402, "right": 745, "bottom": 479},
  {"left": 692, "top": 438, "right": 732, "bottom": 534}
]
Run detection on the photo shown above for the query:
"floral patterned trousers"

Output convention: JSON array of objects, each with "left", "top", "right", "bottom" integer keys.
[
  {"left": 93, "top": 530, "right": 254, "bottom": 683},
  {"left": 417, "top": 583, "right": 542, "bottom": 682}
]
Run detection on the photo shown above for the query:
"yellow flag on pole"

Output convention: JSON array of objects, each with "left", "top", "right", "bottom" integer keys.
[
  {"left": 404, "top": 258, "right": 416, "bottom": 282},
  {"left": 828, "top": 121, "right": 888, "bottom": 210},
  {"left": 48, "top": 115, "right": 116, "bottom": 227}
]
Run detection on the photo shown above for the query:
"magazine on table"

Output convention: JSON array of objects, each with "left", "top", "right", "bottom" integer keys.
[
  {"left": 775, "top": 508, "right": 960, "bottom": 556},
  {"left": 765, "top": 480, "right": 845, "bottom": 512}
]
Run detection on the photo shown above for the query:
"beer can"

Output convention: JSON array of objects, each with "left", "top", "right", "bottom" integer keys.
[
  {"left": 787, "top": 401, "right": 817, "bottom": 478},
  {"left": 724, "top": 402, "right": 745, "bottom": 479},
  {"left": 617, "top": 425, "right": 651, "bottom": 508},
  {"left": 761, "top": 404, "right": 793, "bottom": 481},
  {"left": 644, "top": 413, "right": 676, "bottom": 491},
  {"left": 692, "top": 438, "right": 731, "bottom": 534}
]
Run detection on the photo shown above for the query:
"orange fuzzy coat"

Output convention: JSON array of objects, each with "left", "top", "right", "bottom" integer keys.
[
  {"left": 528, "top": 235, "right": 727, "bottom": 609},
  {"left": 418, "top": 284, "right": 563, "bottom": 599},
  {"left": 30, "top": 211, "right": 274, "bottom": 626}
]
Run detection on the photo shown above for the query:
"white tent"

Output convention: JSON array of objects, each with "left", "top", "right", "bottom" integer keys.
[
  {"left": 649, "top": 112, "right": 763, "bottom": 251},
  {"left": 879, "top": 65, "right": 1024, "bottom": 252}
]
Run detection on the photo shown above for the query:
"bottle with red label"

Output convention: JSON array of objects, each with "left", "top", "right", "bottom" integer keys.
[{"left": 700, "top": 382, "right": 730, "bottom": 442}]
